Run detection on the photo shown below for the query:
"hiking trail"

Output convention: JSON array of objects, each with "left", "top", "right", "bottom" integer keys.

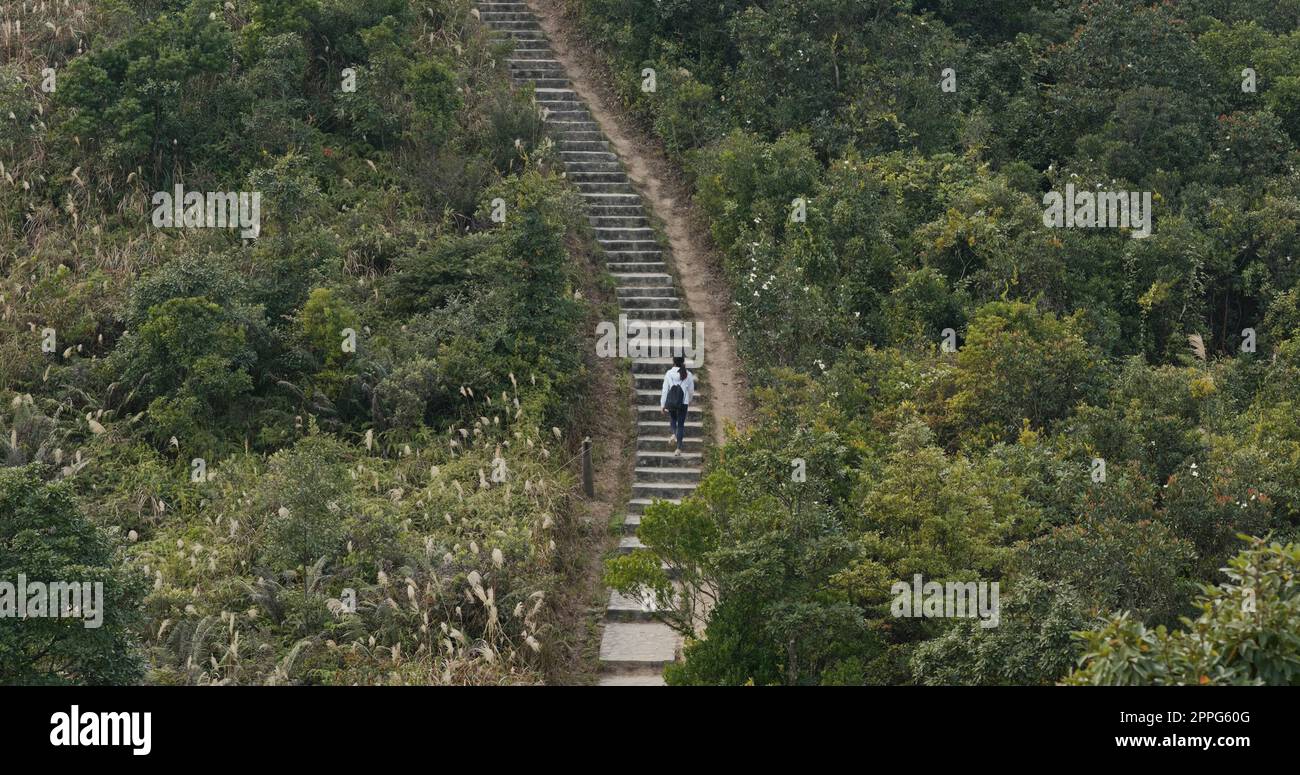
[{"left": 477, "top": 0, "right": 748, "bottom": 686}]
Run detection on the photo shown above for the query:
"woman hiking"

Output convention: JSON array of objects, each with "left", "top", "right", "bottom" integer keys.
[{"left": 659, "top": 355, "right": 696, "bottom": 455}]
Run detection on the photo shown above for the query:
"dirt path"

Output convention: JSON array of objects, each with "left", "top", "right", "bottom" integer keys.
[
  {"left": 545, "top": 266, "right": 635, "bottom": 684},
  {"left": 528, "top": 0, "right": 751, "bottom": 442}
]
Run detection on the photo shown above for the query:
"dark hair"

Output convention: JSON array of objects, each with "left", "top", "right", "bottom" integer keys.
[{"left": 673, "top": 355, "right": 687, "bottom": 381}]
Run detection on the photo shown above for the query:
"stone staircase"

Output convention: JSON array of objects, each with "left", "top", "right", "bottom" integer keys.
[{"left": 479, "top": 1, "right": 702, "bottom": 686}]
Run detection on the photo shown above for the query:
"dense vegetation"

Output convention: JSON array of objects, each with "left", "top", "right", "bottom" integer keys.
[
  {"left": 2, "top": 0, "right": 599, "bottom": 684},
  {"left": 5, "top": 0, "right": 1299, "bottom": 688},
  {"left": 588, "top": 0, "right": 1300, "bottom": 684}
]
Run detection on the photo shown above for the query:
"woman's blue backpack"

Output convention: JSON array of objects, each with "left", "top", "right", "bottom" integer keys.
[{"left": 665, "top": 383, "right": 685, "bottom": 409}]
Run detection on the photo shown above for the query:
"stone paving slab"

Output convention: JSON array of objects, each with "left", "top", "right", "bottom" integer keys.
[{"left": 598, "top": 622, "right": 679, "bottom": 668}]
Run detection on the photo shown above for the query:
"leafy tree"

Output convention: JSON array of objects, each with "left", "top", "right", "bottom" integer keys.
[
  {"left": 300, "top": 288, "right": 361, "bottom": 367},
  {"left": 911, "top": 575, "right": 1090, "bottom": 686},
  {"left": 608, "top": 465, "right": 871, "bottom": 686},
  {"left": 110, "top": 297, "right": 256, "bottom": 451},
  {"left": 257, "top": 436, "right": 357, "bottom": 574},
  {"left": 56, "top": 2, "right": 233, "bottom": 176},
  {"left": 945, "top": 301, "right": 1101, "bottom": 446},
  {"left": 1067, "top": 539, "right": 1300, "bottom": 685},
  {"left": 0, "top": 466, "right": 148, "bottom": 685},
  {"left": 1020, "top": 518, "right": 1197, "bottom": 627}
]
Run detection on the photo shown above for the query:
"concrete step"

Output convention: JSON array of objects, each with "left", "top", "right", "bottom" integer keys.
[
  {"left": 609, "top": 262, "right": 667, "bottom": 274},
  {"left": 618, "top": 288, "right": 679, "bottom": 299},
  {"left": 609, "top": 256, "right": 668, "bottom": 268},
  {"left": 616, "top": 286, "right": 675, "bottom": 297},
  {"left": 636, "top": 450, "right": 704, "bottom": 467},
  {"left": 578, "top": 181, "right": 635, "bottom": 195},
  {"left": 581, "top": 193, "right": 642, "bottom": 206},
  {"left": 567, "top": 162, "right": 625, "bottom": 174},
  {"left": 551, "top": 120, "right": 601, "bottom": 131},
  {"left": 617, "top": 535, "right": 648, "bottom": 554},
  {"left": 527, "top": 77, "right": 570, "bottom": 89},
  {"left": 560, "top": 148, "right": 617, "bottom": 160},
  {"left": 507, "top": 48, "right": 555, "bottom": 60},
  {"left": 489, "top": 28, "right": 545, "bottom": 40},
  {"left": 515, "top": 73, "right": 566, "bottom": 84},
  {"left": 610, "top": 271, "right": 672, "bottom": 286},
  {"left": 593, "top": 214, "right": 649, "bottom": 226},
  {"left": 635, "top": 436, "right": 704, "bottom": 454},
  {"left": 571, "top": 171, "right": 631, "bottom": 184},
  {"left": 598, "top": 621, "right": 678, "bottom": 670},
  {"left": 603, "top": 249, "right": 663, "bottom": 261},
  {"left": 546, "top": 109, "right": 594, "bottom": 121},
  {"left": 592, "top": 215, "right": 649, "bottom": 227},
  {"left": 607, "top": 587, "right": 678, "bottom": 622},
  {"left": 535, "top": 87, "right": 579, "bottom": 101},
  {"left": 613, "top": 276, "right": 673, "bottom": 288},
  {"left": 595, "top": 225, "right": 655, "bottom": 238},
  {"left": 553, "top": 138, "right": 603, "bottom": 152},
  {"left": 537, "top": 95, "right": 581, "bottom": 106},
  {"left": 484, "top": 19, "right": 540, "bottom": 30},
  {"left": 577, "top": 192, "right": 637, "bottom": 204},
  {"left": 539, "top": 101, "right": 586, "bottom": 114},
  {"left": 597, "top": 238, "right": 660, "bottom": 251},
  {"left": 634, "top": 464, "right": 702, "bottom": 482},
  {"left": 509, "top": 63, "right": 565, "bottom": 76},
  {"left": 627, "top": 494, "right": 684, "bottom": 514},
  {"left": 639, "top": 421, "right": 703, "bottom": 437},
  {"left": 597, "top": 672, "right": 667, "bottom": 686},
  {"left": 633, "top": 481, "right": 700, "bottom": 502},
  {"left": 618, "top": 296, "right": 679, "bottom": 310},
  {"left": 619, "top": 307, "right": 681, "bottom": 320},
  {"left": 558, "top": 130, "right": 608, "bottom": 142}
]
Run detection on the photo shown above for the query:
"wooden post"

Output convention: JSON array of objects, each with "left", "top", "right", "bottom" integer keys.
[{"left": 581, "top": 436, "right": 594, "bottom": 497}]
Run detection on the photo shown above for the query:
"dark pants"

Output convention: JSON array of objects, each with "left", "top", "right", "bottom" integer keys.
[{"left": 667, "top": 405, "right": 688, "bottom": 447}]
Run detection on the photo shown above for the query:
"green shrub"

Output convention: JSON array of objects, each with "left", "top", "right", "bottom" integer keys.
[{"left": 0, "top": 465, "right": 148, "bottom": 685}]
